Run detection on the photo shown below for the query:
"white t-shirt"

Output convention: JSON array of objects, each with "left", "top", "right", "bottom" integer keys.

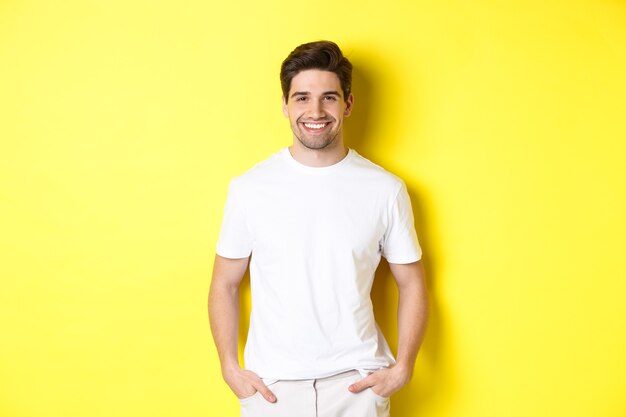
[{"left": 216, "top": 148, "right": 422, "bottom": 380}]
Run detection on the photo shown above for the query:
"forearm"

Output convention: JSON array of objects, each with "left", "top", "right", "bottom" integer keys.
[
  {"left": 207, "top": 256, "right": 275, "bottom": 402},
  {"left": 391, "top": 261, "right": 429, "bottom": 373},
  {"left": 208, "top": 275, "right": 242, "bottom": 372},
  {"left": 348, "top": 262, "right": 428, "bottom": 397},
  {"left": 208, "top": 255, "right": 250, "bottom": 372},
  {"left": 395, "top": 279, "right": 428, "bottom": 372}
]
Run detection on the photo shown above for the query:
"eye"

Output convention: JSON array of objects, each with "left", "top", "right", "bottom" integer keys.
[
  {"left": 324, "top": 95, "right": 337, "bottom": 101},
  {"left": 296, "top": 96, "right": 308, "bottom": 102}
]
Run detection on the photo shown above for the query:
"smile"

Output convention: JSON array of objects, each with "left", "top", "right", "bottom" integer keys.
[{"left": 302, "top": 122, "right": 329, "bottom": 131}]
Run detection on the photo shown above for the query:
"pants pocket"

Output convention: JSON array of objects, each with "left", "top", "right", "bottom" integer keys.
[{"left": 367, "top": 387, "right": 390, "bottom": 402}]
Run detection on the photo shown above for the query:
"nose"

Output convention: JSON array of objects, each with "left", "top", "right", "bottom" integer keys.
[{"left": 309, "top": 99, "right": 326, "bottom": 119}]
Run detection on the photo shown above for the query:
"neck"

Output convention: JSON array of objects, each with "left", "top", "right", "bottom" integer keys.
[{"left": 289, "top": 139, "right": 348, "bottom": 168}]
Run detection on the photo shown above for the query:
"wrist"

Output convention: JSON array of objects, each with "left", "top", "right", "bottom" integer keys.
[
  {"left": 221, "top": 359, "right": 242, "bottom": 376},
  {"left": 392, "top": 361, "right": 414, "bottom": 380}
]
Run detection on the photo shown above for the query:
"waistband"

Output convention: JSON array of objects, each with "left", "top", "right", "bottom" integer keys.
[{"left": 261, "top": 368, "right": 376, "bottom": 386}]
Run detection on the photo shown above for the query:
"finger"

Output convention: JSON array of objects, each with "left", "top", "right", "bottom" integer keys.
[
  {"left": 348, "top": 376, "right": 375, "bottom": 393},
  {"left": 237, "top": 385, "right": 258, "bottom": 400},
  {"left": 254, "top": 382, "right": 277, "bottom": 403}
]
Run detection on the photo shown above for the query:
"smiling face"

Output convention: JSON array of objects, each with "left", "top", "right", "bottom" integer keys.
[{"left": 282, "top": 69, "right": 353, "bottom": 151}]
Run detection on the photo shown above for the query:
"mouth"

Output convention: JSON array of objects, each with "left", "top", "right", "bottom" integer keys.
[{"left": 300, "top": 121, "right": 331, "bottom": 133}]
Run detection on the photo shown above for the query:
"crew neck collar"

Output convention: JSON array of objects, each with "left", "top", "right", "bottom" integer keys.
[{"left": 282, "top": 147, "right": 355, "bottom": 174}]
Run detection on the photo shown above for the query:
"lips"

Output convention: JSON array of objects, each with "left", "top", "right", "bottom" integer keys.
[{"left": 301, "top": 122, "right": 331, "bottom": 132}]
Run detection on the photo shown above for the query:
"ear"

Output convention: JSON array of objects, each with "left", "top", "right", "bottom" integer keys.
[
  {"left": 282, "top": 96, "right": 289, "bottom": 118},
  {"left": 344, "top": 93, "right": 354, "bottom": 117}
]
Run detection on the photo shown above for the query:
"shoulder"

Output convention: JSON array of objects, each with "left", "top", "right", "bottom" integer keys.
[
  {"left": 349, "top": 150, "right": 405, "bottom": 193},
  {"left": 228, "top": 148, "right": 288, "bottom": 191}
]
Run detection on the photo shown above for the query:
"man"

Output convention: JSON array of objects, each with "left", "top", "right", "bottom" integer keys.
[{"left": 208, "top": 40, "right": 428, "bottom": 417}]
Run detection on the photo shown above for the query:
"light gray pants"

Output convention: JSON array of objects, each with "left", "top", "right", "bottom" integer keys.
[{"left": 239, "top": 370, "right": 390, "bottom": 417}]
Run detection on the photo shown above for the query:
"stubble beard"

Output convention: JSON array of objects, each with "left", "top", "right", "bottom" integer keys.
[
  {"left": 293, "top": 119, "right": 341, "bottom": 150},
  {"left": 295, "top": 131, "right": 340, "bottom": 150}
]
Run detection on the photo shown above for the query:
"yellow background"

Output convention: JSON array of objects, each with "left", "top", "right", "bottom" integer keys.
[{"left": 1, "top": 1, "right": 625, "bottom": 416}]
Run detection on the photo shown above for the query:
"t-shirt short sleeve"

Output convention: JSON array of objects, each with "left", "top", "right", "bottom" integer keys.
[
  {"left": 216, "top": 178, "right": 253, "bottom": 259},
  {"left": 381, "top": 182, "right": 422, "bottom": 264}
]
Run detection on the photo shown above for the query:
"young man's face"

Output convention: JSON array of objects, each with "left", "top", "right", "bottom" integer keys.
[{"left": 282, "top": 69, "right": 353, "bottom": 151}]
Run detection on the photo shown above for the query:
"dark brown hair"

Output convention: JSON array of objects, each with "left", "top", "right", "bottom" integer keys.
[{"left": 280, "top": 40, "right": 352, "bottom": 102}]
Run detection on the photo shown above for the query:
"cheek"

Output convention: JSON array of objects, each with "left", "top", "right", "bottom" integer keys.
[{"left": 326, "top": 104, "right": 342, "bottom": 117}]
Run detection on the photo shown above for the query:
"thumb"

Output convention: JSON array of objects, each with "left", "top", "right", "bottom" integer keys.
[
  {"left": 348, "top": 376, "right": 373, "bottom": 394},
  {"left": 254, "top": 381, "right": 277, "bottom": 403}
]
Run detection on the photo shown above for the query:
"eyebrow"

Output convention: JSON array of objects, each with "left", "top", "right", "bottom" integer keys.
[{"left": 290, "top": 90, "right": 342, "bottom": 99}]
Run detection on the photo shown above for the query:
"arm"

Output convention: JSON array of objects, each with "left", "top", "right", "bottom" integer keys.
[
  {"left": 208, "top": 254, "right": 276, "bottom": 403},
  {"left": 349, "top": 260, "right": 429, "bottom": 397}
]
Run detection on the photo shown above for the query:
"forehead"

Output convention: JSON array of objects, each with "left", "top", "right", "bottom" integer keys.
[{"left": 289, "top": 69, "right": 342, "bottom": 95}]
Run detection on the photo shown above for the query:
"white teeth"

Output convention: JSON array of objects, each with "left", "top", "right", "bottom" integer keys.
[{"left": 304, "top": 123, "right": 327, "bottom": 129}]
